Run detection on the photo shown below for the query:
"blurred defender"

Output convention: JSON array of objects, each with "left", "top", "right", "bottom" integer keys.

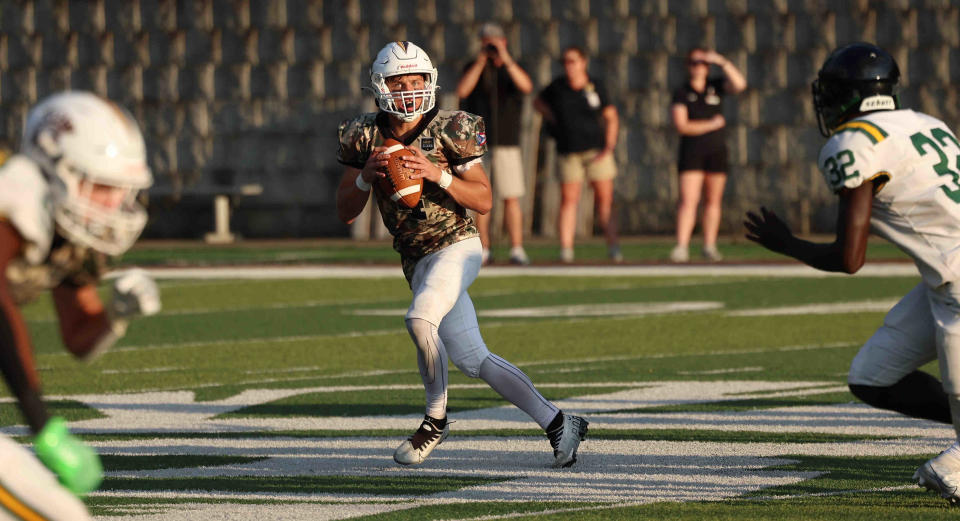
[
  {"left": 0, "top": 92, "right": 160, "bottom": 518},
  {"left": 745, "top": 42, "right": 960, "bottom": 504},
  {"left": 336, "top": 41, "right": 587, "bottom": 467}
]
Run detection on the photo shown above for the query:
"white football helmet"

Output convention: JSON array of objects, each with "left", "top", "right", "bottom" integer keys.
[
  {"left": 21, "top": 91, "right": 152, "bottom": 256},
  {"left": 370, "top": 41, "right": 438, "bottom": 122}
]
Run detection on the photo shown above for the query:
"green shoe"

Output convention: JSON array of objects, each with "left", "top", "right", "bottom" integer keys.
[{"left": 34, "top": 416, "right": 103, "bottom": 495}]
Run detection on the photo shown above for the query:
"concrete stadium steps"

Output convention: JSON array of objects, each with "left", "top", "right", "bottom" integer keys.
[{"left": 0, "top": 0, "right": 958, "bottom": 238}]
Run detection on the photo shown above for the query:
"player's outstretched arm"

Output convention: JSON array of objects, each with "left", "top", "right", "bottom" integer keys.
[
  {"left": 744, "top": 181, "right": 873, "bottom": 273},
  {"left": 54, "top": 268, "right": 160, "bottom": 361}
]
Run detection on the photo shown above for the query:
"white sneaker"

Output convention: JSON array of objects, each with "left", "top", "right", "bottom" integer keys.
[
  {"left": 547, "top": 414, "right": 589, "bottom": 468},
  {"left": 608, "top": 245, "right": 623, "bottom": 264},
  {"left": 393, "top": 417, "right": 449, "bottom": 466},
  {"left": 560, "top": 248, "right": 575, "bottom": 264},
  {"left": 914, "top": 448, "right": 960, "bottom": 505},
  {"left": 702, "top": 245, "right": 723, "bottom": 262},
  {"left": 481, "top": 248, "right": 492, "bottom": 266},
  {"left": 509, "top": 246, "right": 530, "bottom": 265},
  {"left": 669, "top": 245, "right": 689, "bottom": 263}
]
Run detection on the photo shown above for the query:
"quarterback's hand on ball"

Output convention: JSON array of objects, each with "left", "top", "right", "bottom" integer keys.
[
  {"left": 404, "top": 148, "right": 443, "bottom": 184},
  {"left": 744, "top": 207, "right": 794, "bottom": 255},
  {"left": 360, "top": 147, "right": 389, "bottom": 184},
  {"left": 34, "top": 416, "right": 103, "bottom": 495},
  {"left": 110, "top": 268, "right": 160, "bottom": 318}
]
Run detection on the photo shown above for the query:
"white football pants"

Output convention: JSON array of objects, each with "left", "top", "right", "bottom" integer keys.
[
  {"left": 848, "top": 281, "right": 960, "bottom": 439},
  {"left": 405, "top": 237, "right": 559, "bottom": 427},
  {"left": 0, "top": 436, "right": 92, "bottom": 521}
]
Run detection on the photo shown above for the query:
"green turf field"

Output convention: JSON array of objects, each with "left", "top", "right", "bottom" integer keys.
[
  {"left": 5, "top": 262, "right": 956, "bottom": 520},
  {"left": 116, "top": 236, "right": 910, "bottom": 266}
]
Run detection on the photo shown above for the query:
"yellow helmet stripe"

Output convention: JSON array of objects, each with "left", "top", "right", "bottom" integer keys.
[{"left": 835, "top": 120, "right": 888, "bottom": 144}]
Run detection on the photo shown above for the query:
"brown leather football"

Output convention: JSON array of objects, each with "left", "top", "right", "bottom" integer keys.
[{"left": 379, "top": 138, "right": 423, "bottom": 208}]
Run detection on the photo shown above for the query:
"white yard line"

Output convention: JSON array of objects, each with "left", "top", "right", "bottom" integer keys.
[
  {"left": 728, "top": 299, "right": 900, "bottom": 316},
  {"left": 122, "top": 263, "right": 919, "bottom": 280},
  {"left": 679, "top": 367, "right": 765, "bottom": 375}
]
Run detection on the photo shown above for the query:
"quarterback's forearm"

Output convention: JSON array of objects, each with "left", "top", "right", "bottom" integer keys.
[
  {"left": 444, "top": 178, "right": 492, "bottom": 214},
  {"left": 336, "top": 169, "right": 371, "bottom": 224}
]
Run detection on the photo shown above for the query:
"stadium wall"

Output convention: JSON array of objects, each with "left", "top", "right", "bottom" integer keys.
[{"left": 0, "top": 0, "right": 957, "bottom": 238}]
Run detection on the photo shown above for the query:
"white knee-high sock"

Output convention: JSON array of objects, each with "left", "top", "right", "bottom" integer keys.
[
  {"left": 406, "top": 318, "right": 449, "bottom": 419},
  {"left": 479, "top": 354, "right": 560, "bottom": 429}
]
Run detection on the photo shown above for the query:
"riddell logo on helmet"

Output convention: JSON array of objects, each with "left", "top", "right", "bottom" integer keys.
[{"left": 398, "top": 64, "right": 417, "bottom": 69}]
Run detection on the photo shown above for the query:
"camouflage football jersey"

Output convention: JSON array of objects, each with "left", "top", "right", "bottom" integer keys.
[
  {"left": 0, "top": 155, "right": 108, "bottom": 305},
  {"left": 338, "top": 107, "right": 486, "bottom": 281},
  {"left": 818, "top": 110, "right": 960, "bottom": 287}
]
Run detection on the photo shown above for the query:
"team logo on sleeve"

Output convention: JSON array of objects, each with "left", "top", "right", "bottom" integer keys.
[
  {"left": 419, "top": 137, "right": 435, "bottom": 152},
  {"left": 476, "top": 131, "right": 486, "bottom": 146}
]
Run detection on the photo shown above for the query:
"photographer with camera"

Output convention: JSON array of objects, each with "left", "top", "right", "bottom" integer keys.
[{"left": 457, "top": 22, "right": 533, "bottom": 265}]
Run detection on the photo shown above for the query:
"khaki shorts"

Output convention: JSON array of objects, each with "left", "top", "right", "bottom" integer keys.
[
  {"left": 483, "top": 146, "right": 526, "bottom": 199},
  {"left": 558, "top": 149, "right": 617, "bottom": 183}
]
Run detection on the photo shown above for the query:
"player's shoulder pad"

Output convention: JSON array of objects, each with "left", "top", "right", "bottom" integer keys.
[
  {"left": 818, "top": 120, "right": 886, "bottom": 193},
  {"left": 337, "top": 112, "right": 378, "bottom": 168},
  {"left": 0, "top": 155, "right": 54, "bottom": 264},
  {"left": 435, "top": 109, "right": 487, "bottom": 162}
]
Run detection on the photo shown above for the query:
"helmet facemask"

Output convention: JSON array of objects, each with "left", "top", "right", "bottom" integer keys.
[
  {"left": 372, "top": 72, "right": 437, "bottom": 122},
  {"left": 49, "top": 159, "right": 148, "bottom": 256}
]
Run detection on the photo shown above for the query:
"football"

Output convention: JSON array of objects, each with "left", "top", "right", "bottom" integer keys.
[{"left": 379, "top": 138, "right": 423, "bottom": 208}]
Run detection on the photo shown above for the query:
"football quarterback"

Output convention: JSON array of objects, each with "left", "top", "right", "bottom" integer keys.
[
  {"left": 0, "top": 91, "right": 160, "bottom": 517},
  {"left": 745, "top": 42, "right": 960, "bottom": 504},
  {"left": 336, "top": 41, "right": 588, "bottom": 467}
]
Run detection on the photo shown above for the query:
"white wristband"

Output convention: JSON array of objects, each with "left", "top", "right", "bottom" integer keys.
[
  {"left": 438, "top": 170, "right": 453, "bottom": 190},
  {"left": 355, "top": 174, "right": 372, "bottom": 191}
]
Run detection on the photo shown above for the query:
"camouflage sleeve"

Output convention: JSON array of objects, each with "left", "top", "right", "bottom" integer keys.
[
  {"left": 439, "top": 111, "right": 487, "bottom": 166},
  {"left": 337, "top": 116, "right": 374, "bottom": 169}
]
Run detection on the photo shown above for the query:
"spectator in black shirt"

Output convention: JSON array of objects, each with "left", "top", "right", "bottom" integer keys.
[
  {"left": 535, "top": 46, "right": 621, "bottom": 263},
  {"left": 457, "top": 23, "right": 533, "bottom": 265},
  {"left": 670, "top": 48, "right": 746, "bottom": 262}
]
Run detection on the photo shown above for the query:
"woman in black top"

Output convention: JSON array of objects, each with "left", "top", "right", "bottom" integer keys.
[{"left": 670, "top": 48, "right": 746, "bottom": 262}]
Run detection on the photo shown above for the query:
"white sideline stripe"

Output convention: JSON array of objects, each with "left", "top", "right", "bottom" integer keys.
[
  {"left": 349, "top": 301, "right": 724, "bottom": 318},
  {"left": 728, "top": 299, "right": 899, "bottom": 316},
  {"left": 121, "top": 263, "right": 919, "bottom": 280},
  {"left": 678, "top": 366, "right": 765, "bottom": 375},
  {"left": 389, "top": 185, "right": 421, "bottom": 201},
  {"left": 101, "top": 366, "right": 183, "bottom": 375}
]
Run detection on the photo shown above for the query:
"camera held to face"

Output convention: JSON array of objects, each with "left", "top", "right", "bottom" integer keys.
[{"left": 484, "top": 44, "right": 498, "bottom": 57}]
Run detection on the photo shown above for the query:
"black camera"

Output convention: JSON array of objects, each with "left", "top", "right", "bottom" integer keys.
[{"left": 484, "top": 43, "right": 499, "bottom": 56}]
